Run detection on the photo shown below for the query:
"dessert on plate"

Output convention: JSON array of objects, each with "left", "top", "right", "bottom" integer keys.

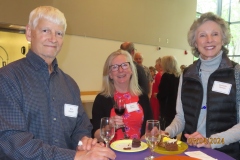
[
  {"left": 132, "top": 138, "right": 141, "bottom": 148},
  {"left": 158, "top": 134, "right": 169, "bottom": 148},
  {"left": 164, "top": 139, "right": 178, "bottom": 151},
  {"left": 158, "top": 135, "right": 182, "bottom": 151}
]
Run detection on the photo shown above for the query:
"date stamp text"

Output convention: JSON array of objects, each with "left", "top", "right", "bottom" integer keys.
[{"left": 188, "top": 137, "right": 224, "bottom": 145}]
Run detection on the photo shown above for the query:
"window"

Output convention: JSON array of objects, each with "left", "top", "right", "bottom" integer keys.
[{"left": 197, "top": 0, "right": 218, "bottom": 15}]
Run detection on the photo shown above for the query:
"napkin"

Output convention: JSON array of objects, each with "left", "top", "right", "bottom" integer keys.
[{"left": 185, "top": 151, "right": 217, "bottom": 160}]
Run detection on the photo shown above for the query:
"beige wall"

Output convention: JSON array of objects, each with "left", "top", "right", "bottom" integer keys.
[
  {"left": 0, "top": 31, "right": 28, "bottom": 65},
  {"left": 0, "top": 0, "right": 196, "bottom": 91},
  {"left": 57, "top": 35, "right": 193, "bottom": 91},
  {"left": 0, "top": 0, "right": 197, "bottom": 50},
  {"left": 0, "top": 31, "right": 193, "bottom": 91},
  {"left": 53, "top": 0, "right": 197, "bottom": 50}
]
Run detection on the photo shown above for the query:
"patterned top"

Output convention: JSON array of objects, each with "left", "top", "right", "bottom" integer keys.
[
  {"left": 0, "top": 50, "right": 92, "bottom": 159},
  {"left": 111, "top": 92, "right": 144, "bottom": 141}
]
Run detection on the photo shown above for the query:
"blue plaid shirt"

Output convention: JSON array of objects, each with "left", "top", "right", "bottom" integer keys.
[{"left": 0, "top": 50, "right": 92, "bottom": 159}]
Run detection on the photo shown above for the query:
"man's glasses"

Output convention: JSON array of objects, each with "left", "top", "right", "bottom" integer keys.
[{"left": 109, "top": 62, "right": 130, "bottom": 72}]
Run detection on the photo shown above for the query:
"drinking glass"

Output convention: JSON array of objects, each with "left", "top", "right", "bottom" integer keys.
[
  {"left": 100, "top": 117, "right": 115, "bottom": 148},
  {"left": 114, "top": 97, "right": 126, "bottom": 128},
  {"left": 145, "top": 120, "right": 161, "bottom": 160}
]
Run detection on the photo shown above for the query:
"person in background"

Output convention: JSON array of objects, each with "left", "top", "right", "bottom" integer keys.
[
  {"left": 120, "top": 42, "right": 149, "bottom": 95},
  {"left": 157, "top": 56, "right": 180, "bottom": 130},
  {"left": 163, "top": 12, "right": 240, "bottom": 159},
  {"left": 0, "top": 6, "right": 115, "bottom": 160},
  {"left": 149, "top": 66, "right": 156, "bottom": 82},
  {"left": 134, "top": 52, "right": 152, "bottom": 98},
  {"left": 92, "top": 50, "right": 153, "bottom": 142},
  {"left": 150, "top": 57, "right": 163, "bottom": 120}
]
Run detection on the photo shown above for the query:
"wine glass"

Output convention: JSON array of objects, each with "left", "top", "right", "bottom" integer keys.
[
  {"left": 114, "top": 97, "right": 126, "bottom": 128},
  {"left": 145, "top": 120, "right": 161, "bottom": 160},
  {"left": 100, "top": 117, "right": 115, "bottom": 148},
  {"left": 114, "top": 98, "right": 129, "bottom": 139}
]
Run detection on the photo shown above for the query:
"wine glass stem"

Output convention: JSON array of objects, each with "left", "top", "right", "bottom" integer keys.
[
  {"left": 150, "top": 148, "right": 154, "bottom": 158},
  {"left": 106, "top": 141, "right": 109, "bottom": 148}
]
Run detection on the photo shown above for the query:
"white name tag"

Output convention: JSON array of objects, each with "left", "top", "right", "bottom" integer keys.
[
  {"left": 64, "top": 104, "right": 78, "bottom": 118},
  {"left": 126, "top": 102, "right": 139, "bottom": 113},
  {"left": 212, "top": 81, "right": 232, "bottom": 95}
]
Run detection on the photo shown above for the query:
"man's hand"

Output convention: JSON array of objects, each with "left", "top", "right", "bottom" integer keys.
[
  {"left": 77, "top": 136, "right": 98, "bottom": 151},
  {"left": 185, "top": 132, "right": 211, "bottom": 148},
  {"left": 75, "top": 145, "right": 116, "bottom": 160}
]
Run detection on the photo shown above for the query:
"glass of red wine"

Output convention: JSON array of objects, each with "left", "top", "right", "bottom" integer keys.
[{"left": 114, "top": 97, "right": 126, "bottom": 128}]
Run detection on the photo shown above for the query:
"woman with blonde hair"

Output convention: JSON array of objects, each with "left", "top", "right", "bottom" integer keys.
[
  {"left": 157, "top": 56, "right": 180, "bottom": 130},
  {"left": 92, "top": 49, "right": 153, "bottom": 142}
]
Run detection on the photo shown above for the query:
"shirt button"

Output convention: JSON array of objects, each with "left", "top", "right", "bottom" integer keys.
[
  {"left": 53, "top": 118, "right": 57, "bottom": 121},
  {"left": 55, "top": 139, "right": 58, "bottom": 142},
  {"left": 52, "top": 97, "right": 55, "bottom": 101}
]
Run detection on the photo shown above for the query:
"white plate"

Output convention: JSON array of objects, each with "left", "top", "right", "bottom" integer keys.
[{"left": 110, "top": 139, "right": 148, "bottom": 152}]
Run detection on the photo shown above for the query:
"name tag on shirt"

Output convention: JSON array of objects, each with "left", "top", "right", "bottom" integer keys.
[
  {"left": 212, "top": 81, "right": 232, "bottom": 95},
  {"left": 64, "top": 104, "right": 78, "bottom": 118},
  {"left": 126, "top": 102, "right": 139, "bottom": 113}
]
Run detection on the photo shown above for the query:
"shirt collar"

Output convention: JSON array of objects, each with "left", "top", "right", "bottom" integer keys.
[{"left": 26, "top": 50, "right": 59, "bottom": 73}]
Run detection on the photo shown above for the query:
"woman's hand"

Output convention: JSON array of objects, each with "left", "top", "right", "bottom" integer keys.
[
  {"left": 185, "top": 132, "right": 211, "bottom": 148},
  {"left": 160, "top": 130, "right": 169, "bottom": 136},
  {"left": 112, "top": 115, "right": 124, "bottom": 129},
  {"left": 154, "top": 93, "right": 157, "bottom": 98}
]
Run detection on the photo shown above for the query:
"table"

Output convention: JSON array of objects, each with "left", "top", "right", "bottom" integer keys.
[{"left": 114, "top": 145, "right": 234, "bottom": 160}]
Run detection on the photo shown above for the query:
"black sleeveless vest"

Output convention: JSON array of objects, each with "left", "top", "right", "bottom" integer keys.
[{"left": 181, "top": 53, "right": 239, "bottom": 159}]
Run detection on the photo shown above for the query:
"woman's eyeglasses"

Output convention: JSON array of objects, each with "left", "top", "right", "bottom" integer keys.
[{"left": 109, "top": 62, "right": 130, "bottom": 72}]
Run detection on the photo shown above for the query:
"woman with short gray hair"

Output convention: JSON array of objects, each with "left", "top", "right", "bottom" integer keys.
[{"left": 163, "top": 12, "right": 240, "bottom": 159}]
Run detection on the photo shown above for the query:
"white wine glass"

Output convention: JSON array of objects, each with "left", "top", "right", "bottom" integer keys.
[
  {"left": 100, "top": 117, "right": 115, "bottom": 148},
  {"left": 145, "top": 120, "right": 161, "bottom": 160}
]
